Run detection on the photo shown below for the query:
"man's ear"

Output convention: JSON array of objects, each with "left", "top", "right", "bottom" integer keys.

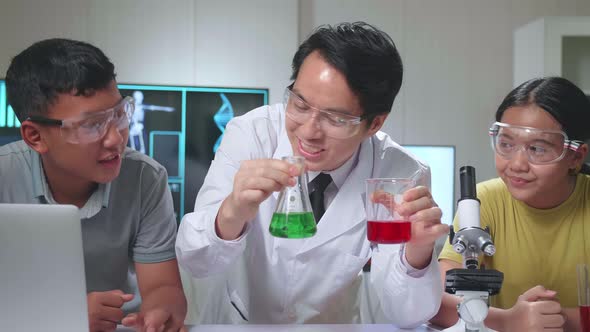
[
  {"left": 366, "top": 113, "right": 388, "bottom": 137},
  {"left": 20, "top": 121, "right": 48, "bottom": 154}
]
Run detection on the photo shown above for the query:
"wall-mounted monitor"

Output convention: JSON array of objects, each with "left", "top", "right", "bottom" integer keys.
[
  {"left": 0, "top": 80, "right": 22, "bottom": 146},
  {"left": 403, "top": 145, "right": 456, "bottom": 225},
  {"left": 117, "top": 84, "right": 269, "bottom": 221}
]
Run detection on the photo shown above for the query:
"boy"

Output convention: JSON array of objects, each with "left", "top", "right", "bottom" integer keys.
[{"left": 1, "top": 38, "right": 186, "bottom": 332}]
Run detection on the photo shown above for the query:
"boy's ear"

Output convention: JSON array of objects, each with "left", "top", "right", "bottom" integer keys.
[{"left": 20, "top": 121, "right": 48, "bottom": 154}]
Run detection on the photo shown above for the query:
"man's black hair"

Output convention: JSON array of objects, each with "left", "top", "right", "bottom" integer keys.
[{"left": 291, "top": 22, "right": 403, "bottom": 125}]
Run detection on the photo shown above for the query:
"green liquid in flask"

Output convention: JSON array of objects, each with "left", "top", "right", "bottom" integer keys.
[{"left": 269, "top": 212, "right": 317, "bottom": 238}]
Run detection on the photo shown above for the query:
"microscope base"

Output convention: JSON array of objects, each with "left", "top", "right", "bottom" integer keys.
[{"left": 442, "top": 319, "right": 497, "bottom": 332}]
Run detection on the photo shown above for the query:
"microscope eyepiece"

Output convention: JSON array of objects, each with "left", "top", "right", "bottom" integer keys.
[{"left": 459, "top": 166, "right": 477, "bottom": 201}]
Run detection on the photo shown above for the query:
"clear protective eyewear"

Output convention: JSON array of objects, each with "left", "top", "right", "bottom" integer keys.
[
  {"left": 488, "top": 121, "right": 584, "bottom": 165},
  {"left": 26, "top": 96, "right": 135, "bottom": 144},
  {"left": 283, "top": 86, "right": 366, "bottom": 139}
]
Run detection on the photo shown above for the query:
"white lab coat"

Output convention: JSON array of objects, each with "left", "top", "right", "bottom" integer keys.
[{"left": 176, "top": 104, "right": 443, "bottom": 326}]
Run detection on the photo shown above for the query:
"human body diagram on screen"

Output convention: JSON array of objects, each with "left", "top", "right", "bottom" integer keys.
[{"left": 129, "top": 90, "right": 175, "bottom": 154}]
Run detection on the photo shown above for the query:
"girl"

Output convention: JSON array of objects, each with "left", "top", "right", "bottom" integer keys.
[{"left": 432, "top": 77, "right": 590, "bottom": 332}]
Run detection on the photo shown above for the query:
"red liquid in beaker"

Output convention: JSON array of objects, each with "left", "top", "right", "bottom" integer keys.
[
  {"left": 580, "top": 305, "right": 590, "bottom": 332},
  {"left": 367, "top": 220, "right": 411, "bottom": 244}
]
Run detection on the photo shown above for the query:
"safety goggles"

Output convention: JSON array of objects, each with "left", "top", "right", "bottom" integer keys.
[
  {"left": 488, "top": 121, "right": 584, "bottom": 165},
  {"left": 283, "top": 86, "right": 366, "bottom": 139},
  {"left": 26, "top": 96, "right": 134, "bottom": 144}
]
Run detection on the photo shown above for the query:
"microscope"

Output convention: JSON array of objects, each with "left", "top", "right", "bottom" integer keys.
[{"left": 444, "top": 166, "right": 503, "bottom": 332}]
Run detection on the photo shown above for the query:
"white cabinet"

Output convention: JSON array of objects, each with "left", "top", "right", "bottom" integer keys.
[{"left": 514, "top": 16, "right": 590, "bottom": 94}]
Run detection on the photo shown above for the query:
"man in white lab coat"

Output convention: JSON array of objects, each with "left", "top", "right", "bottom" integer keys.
[{"left": 176, "top": 22, "right": 449, "bottom": 326}]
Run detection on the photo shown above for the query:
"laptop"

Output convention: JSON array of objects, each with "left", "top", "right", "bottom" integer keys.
[{"left": 0, "top": 204, "right": 88, "bottom": 332}]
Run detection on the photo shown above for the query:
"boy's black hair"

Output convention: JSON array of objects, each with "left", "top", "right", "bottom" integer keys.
[{"left": 6, "top": 38, "right": 116, "bottom": 121}]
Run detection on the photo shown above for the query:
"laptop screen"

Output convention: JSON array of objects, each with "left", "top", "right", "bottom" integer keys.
[{"left": 0, "top": 204, "right": 88, "bottom": 332}]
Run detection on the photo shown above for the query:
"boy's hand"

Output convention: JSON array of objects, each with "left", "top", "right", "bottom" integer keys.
[{"left": 87, "top": 290, "right": 134, "bottom": 332}]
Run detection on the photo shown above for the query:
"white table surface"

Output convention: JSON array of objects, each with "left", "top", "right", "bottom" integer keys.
[{"left": 116, "top": 324, "right": 441, "bottom": 331}]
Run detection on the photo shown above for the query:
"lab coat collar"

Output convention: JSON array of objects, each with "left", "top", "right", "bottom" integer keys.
[
  {"left": 270, "top": 115, "right": 295, "bottom": 202},
  {"left": 271, "top": 119, "right": 294, "bottom": 161}
]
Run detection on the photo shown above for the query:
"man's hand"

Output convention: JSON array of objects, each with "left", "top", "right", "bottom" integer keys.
[
  {"left": 216, "top": 158, "right": 300, "bottom": 240},
  {"left": 397, "top": 186, "right": 449, "bottom": 269},
  {"left": 503, "top": 285, "right": 565, "bottom": 332},
  {"left": 122, "top": 308, "right": 187, "bottom": 332},
  {"left": 87, "top": 290, "right": 134, "bottom": 332}
]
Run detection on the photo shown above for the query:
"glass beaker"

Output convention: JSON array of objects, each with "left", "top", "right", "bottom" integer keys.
[
  {"left": 269, "top": 156, "right": 317, "bottom": 238},
  {"left": 365, "top": 178, "right": 416, "bottom": 244},
  {"left": 578, "top": 264, "right": 590, "bottom": 332}
]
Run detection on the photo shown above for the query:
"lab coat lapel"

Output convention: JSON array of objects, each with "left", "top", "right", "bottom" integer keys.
[
  {"left": 298, "top": 137, "right": 374, "bottom": 254},
  {"left": 271, "top": 123, "right": 294, "bottom": 160},
  {"left": 271, "top": 125, "right": 294, "bottom": 202}
]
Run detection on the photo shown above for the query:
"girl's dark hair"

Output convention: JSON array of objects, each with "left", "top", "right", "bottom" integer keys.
[{"left": 496, "top": 77, "right": 590, "bottom": 174}]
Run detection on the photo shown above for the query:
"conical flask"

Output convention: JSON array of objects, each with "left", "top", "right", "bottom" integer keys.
[{"left": 269, "top": 156, "right": 317, "bottom": 238}]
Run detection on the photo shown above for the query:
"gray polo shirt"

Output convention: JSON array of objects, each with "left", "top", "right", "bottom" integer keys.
[{"left": 0, "top": 140, "right": 177, "bottom": 311}]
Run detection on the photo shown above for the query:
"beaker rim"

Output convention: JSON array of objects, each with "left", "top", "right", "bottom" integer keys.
[
  {"left": 281, "top": 155, "right": 305, "bottom": 162},
  {"left": 365, "top": 177, "right": 415, "bottom": 183}
]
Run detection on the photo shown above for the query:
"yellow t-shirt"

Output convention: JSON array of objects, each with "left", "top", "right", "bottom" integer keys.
[{"left": 439, "top": 174, "right": 590, "bottom": 309}]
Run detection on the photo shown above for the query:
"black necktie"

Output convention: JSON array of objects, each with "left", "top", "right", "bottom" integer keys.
[{"left": 308, "top": 173, "right": 332, "bottom": 223}]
